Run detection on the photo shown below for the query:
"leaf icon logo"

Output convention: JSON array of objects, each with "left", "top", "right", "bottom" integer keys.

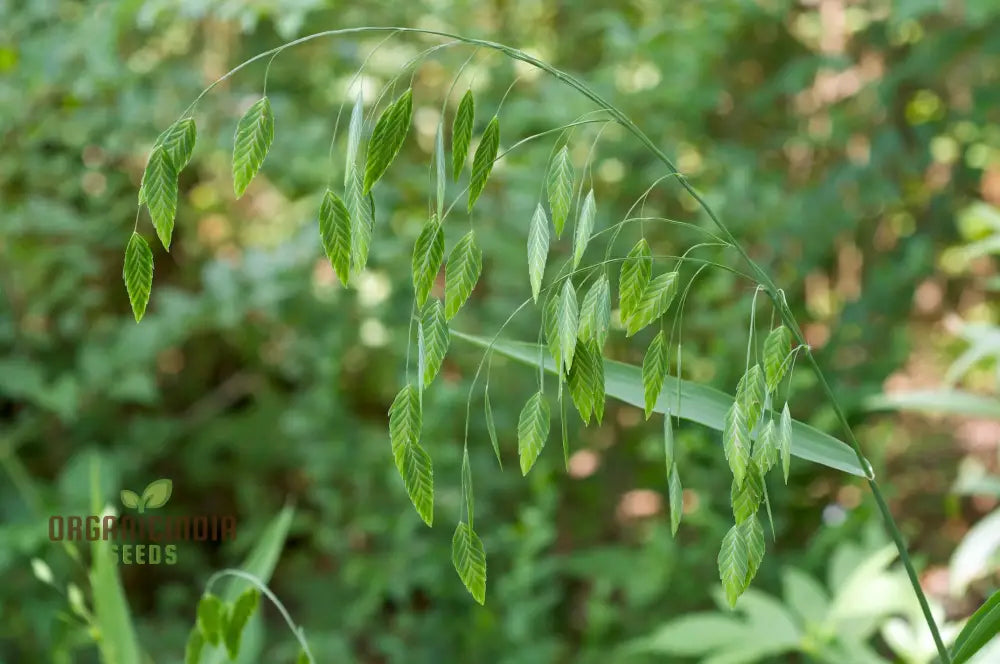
[{"left": 119, "top": 479, "right": 173, "bottom": 513}]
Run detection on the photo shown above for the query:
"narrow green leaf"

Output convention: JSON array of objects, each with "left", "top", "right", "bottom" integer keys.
[
  {"left": 123, "top": 233, "right": 154, "bottom": 322},
  {"left": 411, "top": 215, "right": 444, "bottom": 308},
  {"left": 763, "top": 326, "right": 792, "bottom": 392},
  {"left": 451, "top": 522, "right": 487, "bottom": 604},
  {"left": 388, "top": 384, "right": 433, "bottom": 525},
  {"left": 737, "top": 364, "right": 767, "bottom": 432},
  {"left": 461, "top": 446, "right": 474, "bottom": 527},
  {"left": 197, "top": 594, "right": 226, "bottom": 646},
  {"left": 664, "top": 411, "right": 675, "bottom": 472},
  {"left": 626, "top": 272, "right": 678, "bottom": 336},
  {"left": 468, "top": 115, "right": 500, "bottom": 211},
  {"left": 572, "top": 188, "right": 596, "bottom": 268},
  {"left": 543, "top": 289, "right": 562, "bottom": 372},
  {"left": 142, "top": 145, "right": 178, "bottom": 249},
  {"left": 346, "top": 168, "right": 375, "bottom": 276},
  {"left": 527, "top": 203, "right": 550, "bottom": 303},
  {"left": 780, "top": 404, "right": 792, "bottom": 483},
  {"left": 578, "top": 274, "right": 611, "bottom": 350},
  {"left": 345, "top": 92, "right": 364, "bottom": 187},
  {"left": 719, "top": 524, "right": 750, "bottom": 608},
  {"left": 742, "top": 514, "right": 765, "bottom": 586},
  {"left": 547, "top": 146, "right": 573, "bottom": 237},
  {"left": 445, "top": 229, "right": 483, "bottom": 320},
  {"left": 452, "top": 89, "right": 474, "bottom": 180},
  {"left": 232, "top": 97, "right": 274, "bottom": 198},
  {"left": 590, "top": 340, "right": 606, "bottom": 424},
  {"left": 724, "top": 402, "right": 751, "bottom": 488},
  {"left": 88, "top": 456, "right": 141, "bottom": 664},
  {"left": 157, "top": 116, "right": 197, "bottom": 171},
  {"left": 420, "top": 299, "right": 449, "bottom": 388},
  {"left": 752, "top": 419, "right": 779, "bottom": 474},
  {"left": 668, "top": 462, "right": 682, "bottom": 536},
  {"left": 435, "top": 126, "right": 446, "bottom": 218},
  {"left": 456, "top": 333, "right": 870, "bottom": 477},
  {"left": 642, "top": 330, "right": 668, "bottom": 419},
  {"left": 518, "top": 390, "right": 550, "bottom": 475},
  {"left": 364, "top": 89, "right": 412, "bottom": 194},
  {"left": 619, "top": 239, "right": 652, "bottom": 323},
  {"left": 224, "top": 588, "right": 260, "bottom": 659},
  {"left": 185, "top": 629, "right": 205, "bottom": 664},
  {"left": 952, "top": 588, "right": 1000, "bottom": 664},
  {"left": 318, "top": 190, "right": 352, "bottom": 285},
  {"left": 731, "top": 462, "right": 764, "bottom": 523},
  {"left": 561, "top": 392, "right": 570, "bottom": 468},
  {"left": 484, "top": 391, "right": 502, "bottom": 468},
  {"left": 296, "top": 650, "right": 310, "bottom": 664}
]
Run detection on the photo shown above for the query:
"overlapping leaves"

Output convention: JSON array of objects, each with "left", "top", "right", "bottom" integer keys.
[{"left": 388, "top": 384, "right": 434, "bottom": 526}]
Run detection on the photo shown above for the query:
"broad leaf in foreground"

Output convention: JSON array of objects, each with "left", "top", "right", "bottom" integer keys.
[{"left": 453, "top": 333, "right": 868, "bottom": 477}]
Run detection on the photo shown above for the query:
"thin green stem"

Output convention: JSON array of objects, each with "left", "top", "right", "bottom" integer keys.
[{"left": 205, "top": 569, "right": 315, "bottom": 664}]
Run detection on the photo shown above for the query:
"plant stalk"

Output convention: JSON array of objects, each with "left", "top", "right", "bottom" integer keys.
[{"left": 184, "top": 26, "right": 952, "bottom": 663}]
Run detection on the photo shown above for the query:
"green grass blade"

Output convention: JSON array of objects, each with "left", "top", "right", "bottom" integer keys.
[
  {"left": 200, "top": 504, "right": 295, "bottom": 664},
  {"left": 454, "top": 332, "right": 869, "bottom": 477},
  {"left": 88, "top": 456, "right": 142, "bottom": 664}
]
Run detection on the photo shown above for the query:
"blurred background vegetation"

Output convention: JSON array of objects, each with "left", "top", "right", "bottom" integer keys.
[{"left": 2, "top": 1, "right": 999, "bottom": 662}]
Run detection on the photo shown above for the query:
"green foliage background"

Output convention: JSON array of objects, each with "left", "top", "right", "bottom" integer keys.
[{"left": 1, "top": 1, "right": 998, "bottom": 662}]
